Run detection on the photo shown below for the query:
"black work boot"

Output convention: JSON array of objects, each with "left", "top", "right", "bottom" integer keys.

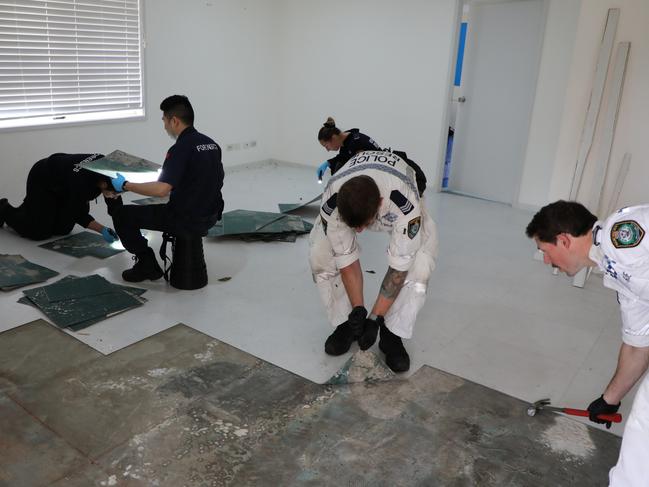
[
  {"left": 122, "top": 247, "right": 163, "bottom": 282},
  {"left": 379, "top": 322, "right": 410, "bottom": 372},
  {"left": 324, "top": 321, "right": 355, "bottom": 356},
  {"left": 0, "top": 198, "right": 8, "bottom": 227}
]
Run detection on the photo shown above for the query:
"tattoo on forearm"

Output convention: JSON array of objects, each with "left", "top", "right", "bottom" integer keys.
[{"left": 380, "top": 267, "right": 408, "bottom": 300}]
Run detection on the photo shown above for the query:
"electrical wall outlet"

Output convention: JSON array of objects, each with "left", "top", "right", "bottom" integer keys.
[
  {"left": 249, "top": 140, "right": 257, "bottom": 148},
  {"left": 242, "top": 141, "right": 251, "bottom": 149}
]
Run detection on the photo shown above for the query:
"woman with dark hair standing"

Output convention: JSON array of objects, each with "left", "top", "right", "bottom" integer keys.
[{"left": 316, "top": 117, "right": 381, "bottom": 179}]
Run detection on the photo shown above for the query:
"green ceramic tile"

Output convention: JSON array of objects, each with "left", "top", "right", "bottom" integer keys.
[
  {"left": 206, "top": 210, "right": 311, "bottom": 241},
  {"left": 21, "top": 275, "right": 144, "bottom": 328},
  {"left": 81, "top": 149, "right": 160, "bottom": 174},
  {"left": 132, "top": 196, "right": 169, "bottom": 205},
  {"left": 39, "top": 231, "right": 124, "bottom": 259},
  {"left": 239, "top": 232, "right": 298, "bottom": 243},
  {"left": 0, "top": 254, "right": 59, "bottom": 291},
  {"left": 206, "top": 221, "right": 224, "bottom": 238},
  {"left": 41, "top": 274, "right": 116, "bottom": 303},
  {"left": 278, "top": 194, "right": 321, "bottom": 213}
]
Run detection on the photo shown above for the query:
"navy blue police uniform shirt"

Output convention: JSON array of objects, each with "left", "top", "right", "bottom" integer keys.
[
  {"left": 328, "top": 128, "right": 381, "bottom": 175},
  {"left": 158, "top": 127, "right": 225, "bottom": 226},
  {"left": 41, "top": 153, "right": 105, "bottom": 228}
]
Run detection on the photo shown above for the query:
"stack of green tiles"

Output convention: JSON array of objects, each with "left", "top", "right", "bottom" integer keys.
[
  {"left": 0, "top": 254, "right": 59, "bottom": 291},
  {"left": 207, "top": 209, "right": 313, "bottom": 242},
  {"left": 18, "top": 274, "right": 147, "bottom": 331}
]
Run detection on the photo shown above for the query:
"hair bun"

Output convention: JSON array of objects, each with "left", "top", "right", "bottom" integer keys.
[{"left": 323, "top": 117, "right": 336, "bottom": 128}]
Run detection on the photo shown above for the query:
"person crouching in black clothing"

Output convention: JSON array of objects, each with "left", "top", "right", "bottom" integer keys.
[{"left": 0, "top": 153, "right": 118, "bottom": 242}]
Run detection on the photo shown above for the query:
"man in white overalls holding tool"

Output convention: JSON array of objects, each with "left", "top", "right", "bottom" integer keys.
[
  {"left": 309, "top": 150, "right": 438, "bottom": 373},
  {"left": 527, "top": 200, "right": 649, "bottom": 487}
]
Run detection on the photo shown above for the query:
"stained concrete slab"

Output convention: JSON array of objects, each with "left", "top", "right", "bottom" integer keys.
[
  {"left": 0, "top": 392, "right": 87, "bottom": 487},
  {"left": 0, "top": 320, "right": 102, "bottom": 395},
  {"left": 1, "top": 322, "right": 260, "bottom": 459},
  {"left": 0, "top": 320, "right": 622, "bottom": 487}
]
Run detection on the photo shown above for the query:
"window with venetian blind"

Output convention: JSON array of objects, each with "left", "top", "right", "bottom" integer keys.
[{"left": 0, "top": 0, "right": 143, "bottom": 129}]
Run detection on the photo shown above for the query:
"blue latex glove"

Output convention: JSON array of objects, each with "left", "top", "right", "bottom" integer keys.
[
  {"left": 111, "top": 173, "right": 126, "bottom": 192},
  {"left": 101, "top": 227, "right": 119, "bottom": 243},
  {"left": 316, "top": 161, "right": 330, "bottom": 181}
]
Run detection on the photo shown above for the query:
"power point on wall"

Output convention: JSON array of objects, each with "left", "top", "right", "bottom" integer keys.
[
  {"left": 249, "top": 140, "right": 257, "bottom": 148},
  {"left": 242, "top": 142, "right": 251, "bottom": 149}
]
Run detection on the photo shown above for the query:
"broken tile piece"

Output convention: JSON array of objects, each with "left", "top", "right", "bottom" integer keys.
[
  {"left": 39, "top": 232, "right": 124, "bottom": 259},
  {"left": 0, "top": 254, "right": 59, "bottom": 291}
]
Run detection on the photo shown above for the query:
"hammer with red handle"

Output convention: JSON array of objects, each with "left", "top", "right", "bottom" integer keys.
[{"left": 527, "top": 398, "right": 622, "bottom": 423}]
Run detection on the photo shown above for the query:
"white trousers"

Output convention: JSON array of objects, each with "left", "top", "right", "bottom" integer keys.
[
  {"left": 308, "top": 209, "right": 437, "bottom": 339},
  {"left": 609, "top": 373, "right": 649, "bottom": 486}
]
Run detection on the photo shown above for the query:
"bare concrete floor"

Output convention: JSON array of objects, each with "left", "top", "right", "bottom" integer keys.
[{"left": 0, "top": 320, "right": 620, "bottom": 486}]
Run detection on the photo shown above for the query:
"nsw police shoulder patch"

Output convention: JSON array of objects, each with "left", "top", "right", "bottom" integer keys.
[
  {"left": 611, "top": 220, "right": 644, "bottom": 249},
  {"left": 407, "top": 216, "right": 421, "bottom": 239}
]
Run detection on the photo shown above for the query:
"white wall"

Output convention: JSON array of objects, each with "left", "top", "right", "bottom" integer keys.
[
  {"left": 271, "top": 0, "right": 459, "bottom": 183},
  {"left": 548, "top": 0, "right": 649, "bottom": 214},
  {"left": 517, "top": 0, "right": 581, "bottom": 209},
  {"left": 0, "top": 0, "right": 278, "bottom": 202}
]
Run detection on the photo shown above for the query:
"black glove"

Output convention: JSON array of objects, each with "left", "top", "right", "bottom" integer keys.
[
  {"left": 348, "top": 306, "right": 368, "bottom": 337},
  {"left": 587, "top": 395, "right": 620, "bottom": 429},
  {"left": 358, "top": 315, "right": 383, "bottom": 351}
]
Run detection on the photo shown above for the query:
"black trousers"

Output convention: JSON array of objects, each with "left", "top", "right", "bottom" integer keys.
[
  {"left": 5, "top": 161, "right": 75, "bottom": 240},
  {"left": 107, "top": 199, "right": 210, "bottom": 255}
]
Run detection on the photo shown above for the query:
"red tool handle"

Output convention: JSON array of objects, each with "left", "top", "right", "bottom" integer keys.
[{"left": 563, "top": 408, "right": 623, "bottom": 423}]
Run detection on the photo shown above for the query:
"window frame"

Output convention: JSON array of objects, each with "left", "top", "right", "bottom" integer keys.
[{"left": 0, "top": 0, "right": 146, "bottom": 132}]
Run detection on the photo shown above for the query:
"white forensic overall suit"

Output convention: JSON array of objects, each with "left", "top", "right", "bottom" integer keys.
[
  {"left": 589, "top": 205, "right": 649, "bottom": 486},
  {"left": 309, "top": 150, "right": 438, "bottom": 339}
]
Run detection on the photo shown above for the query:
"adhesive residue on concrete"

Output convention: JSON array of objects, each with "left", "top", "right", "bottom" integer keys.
[
  {"left": 147, "top": 367, "right": 176, "bottom": 378},
  {"left": 193, "top": 341, "right": 220, "bottom": 363},
  {"left": 326, "top": 350, "right": 395, "bottom": 385},
  {"left": 540, "top": 416, "right": 596, "bottom": 460}
]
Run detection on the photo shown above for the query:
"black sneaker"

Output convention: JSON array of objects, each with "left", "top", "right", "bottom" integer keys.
[
  {"left": 324, "top": 321, "right": 355, "bottom": 356},
  {"left": 122, "top": 248, "right": 163, "bottom": 282},
  {"left": 0, "top": 198, "right": 8, "bottom": 227},
  {"left": 379, "top": 323, "right": 410, "bottom": 372}
]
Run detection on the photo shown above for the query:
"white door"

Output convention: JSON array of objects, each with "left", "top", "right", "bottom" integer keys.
[{"left": 448, "top": 0, "right": 545, "bottom": 204}]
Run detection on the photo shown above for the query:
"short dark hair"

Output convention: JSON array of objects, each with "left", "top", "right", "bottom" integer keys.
[
  {"left": 318, "top": 116, "right": 341, "bottom": 142},
  {"left": 160, "top": 95, "right": 194, "bottom": 126},
  {"left": 526, "top": 200, "right": 597, "bottom": 243},
  {"left": 337, "top": 176, "right": 381, "bottom": 228}
]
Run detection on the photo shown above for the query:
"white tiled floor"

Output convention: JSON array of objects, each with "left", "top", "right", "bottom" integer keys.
[{"left": 0, "top": 161, "right": 632, "bottom": 435}]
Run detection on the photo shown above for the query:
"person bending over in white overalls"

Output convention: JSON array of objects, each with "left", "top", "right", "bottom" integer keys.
[{"left": 309, "top": 150, "right": 438, "bottom": 372}]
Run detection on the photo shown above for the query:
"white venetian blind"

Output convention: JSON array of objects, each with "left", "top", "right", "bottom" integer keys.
[{"left": 0, "top": 0, "right": 143, "bottom": 129}]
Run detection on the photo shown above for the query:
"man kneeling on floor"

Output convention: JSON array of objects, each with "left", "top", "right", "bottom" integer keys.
[
  {"left": 0, "top": 153, "right": 117, "bottom": 242},
  {"left": 309, "top": 150, "right": 438, "bottom": 372},
  {"left": 108, "top": 95, "right": 224, "bottom": 282}
]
